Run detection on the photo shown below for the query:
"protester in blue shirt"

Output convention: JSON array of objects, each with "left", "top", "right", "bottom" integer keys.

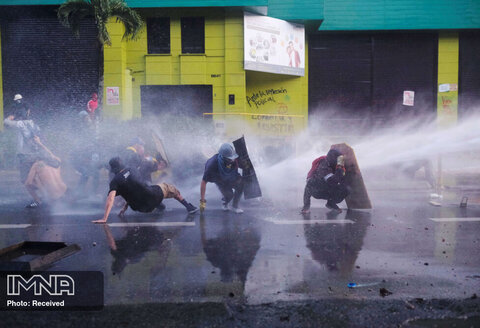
[{"left": 200, "top": 143, "right": 244, "bottom": 213}]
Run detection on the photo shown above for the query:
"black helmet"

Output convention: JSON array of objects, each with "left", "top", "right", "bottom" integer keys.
[
  {"left": 326, "top": 148, "right": 342, "bottom": 167},
  {"left": 109, "top": 157, "right": 124, "bottom": 174}
]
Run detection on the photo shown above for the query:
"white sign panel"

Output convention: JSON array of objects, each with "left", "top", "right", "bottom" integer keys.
[
  {"left": 438, "top": 83, "right": 450, "bottom": 93},
  {"left": 244, "top": 12, "right": 305, "bottom": 76},
  {"left": 403, "top": 90, "right": 415, "bottom": 106},
  {"left": 106, "top": 87, "right": 120, "bottom": 105}
]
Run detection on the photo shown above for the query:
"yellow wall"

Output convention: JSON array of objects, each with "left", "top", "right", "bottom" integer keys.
[
  {"left": 126, "top": 8, "right": 233, "bottom": 120},
  {"left": 104, "top": 18, "right": 128, "bottom": 119},
  {"left": 244, "top": 38, "right": 308, "bottom": 137},
  {"left": 437, "top": 32, "right": 459, "bottom": 128},
  {"left": 104, "top": 9, "right": 308, "bottom": 138}
]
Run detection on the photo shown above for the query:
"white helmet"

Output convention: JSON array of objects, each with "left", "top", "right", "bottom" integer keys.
[{"left": 14, "top": 94, "right": 23, "bottom": 101}]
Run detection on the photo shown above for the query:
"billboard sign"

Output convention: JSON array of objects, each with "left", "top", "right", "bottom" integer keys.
[{"left": 244, "top": 12, "right": 305, "bottom": 76}]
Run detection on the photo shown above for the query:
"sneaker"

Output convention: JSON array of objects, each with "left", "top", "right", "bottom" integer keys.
[
  {"left": 232, "top": 207, "right": 244, "bottom": 214},
  {"left": 186, "top": 203, "right": 199, "bottom": 214},
  {"left": 222, "top": 203, "right": 230, "bottom": 211},
  {"left": 325, "top": 201, "right": 342, "bottom": 212},
  {"left": 26, "top": 201, "right": 40, "bottom": 209}
]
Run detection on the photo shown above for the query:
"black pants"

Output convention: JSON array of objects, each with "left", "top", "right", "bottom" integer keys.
[
  {"left": 216, "top": 178, "right": 244, "bottom": 208},
  {"left": 303, "top": 178, "right": 348, "bottom": 209}
]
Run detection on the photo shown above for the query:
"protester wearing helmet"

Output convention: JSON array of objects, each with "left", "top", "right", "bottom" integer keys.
[
  {"left": 200, "top": 143, "right": 244, "bottom": 213},
  {"left": 122, "top": 136, "right": 145, "bottom": 171},
  {"left": 301, "top": 148, "right": 349, "bottom": 214},
  {"left": 3, "top": 96, "right": 40, "bottom": 184},
  {"left": 12, "top": 94, "right": 30, "bottom": 117}
]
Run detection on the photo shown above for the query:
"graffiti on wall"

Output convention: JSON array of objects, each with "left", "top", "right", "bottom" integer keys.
[
  {"left": 251, "top": 114, "right": 295, "bottom": 134},
  {"left": 246, "top": 88, "right": 288, "bottom": 109},
  {"left": 437, "top": 91, "right": 458, "bottom": 127}
]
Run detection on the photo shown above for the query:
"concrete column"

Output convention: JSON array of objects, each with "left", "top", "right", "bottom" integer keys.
[
  {"left": 437, "top": 32, "right": 459, "bottom": 128},
  {"left": 103, "top": 19, "right": 132, "bottom": 120}
]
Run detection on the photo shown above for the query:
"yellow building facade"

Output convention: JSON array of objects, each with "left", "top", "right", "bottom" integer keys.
[{"left": 102, "top": 9, "right": 308, "bottom": 138}]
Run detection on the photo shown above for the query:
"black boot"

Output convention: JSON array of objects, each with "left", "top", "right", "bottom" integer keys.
[
  {"left": 325, "top": 200, "right": 341, "bottom": 212},
  {"left": 186, "top": 202, "right": 198, "bottom": 214},
  {"left": 180, "top": 199, "right": 198, "bottom": 214}
]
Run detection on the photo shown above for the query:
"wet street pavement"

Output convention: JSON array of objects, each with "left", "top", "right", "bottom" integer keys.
[{"left": 0, "top": 172, "right": 479, "bottom": 327}]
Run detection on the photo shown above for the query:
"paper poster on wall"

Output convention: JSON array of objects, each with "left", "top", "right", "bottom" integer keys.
[
  {"left": 106, "top": 87, "right": 120, "bottom": 105},
  {"left": 403, "top": 91, "right": 415, "bottom": 106},
  {"left": 244, "top": 12, "right": 305, "bottom": 76},
  {"left": 438, "top": 84, "right": 450, "bottom": 93}
]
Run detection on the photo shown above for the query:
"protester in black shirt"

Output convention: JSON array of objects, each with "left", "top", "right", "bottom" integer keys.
[{"left": 93, "top": 157, "right": 197, "bottom": 223}]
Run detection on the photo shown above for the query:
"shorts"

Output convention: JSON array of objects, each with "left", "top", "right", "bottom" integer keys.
[
  {"left": 132, "top": 185, "right": 164, "bottom": 213},
  {"left": 158, "top": 183, "right": 180, "bottom": 199}
]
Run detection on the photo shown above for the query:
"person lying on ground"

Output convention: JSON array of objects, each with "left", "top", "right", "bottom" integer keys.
[
  {"left": 200, "top": 143, "right": 244, "bottom": 214},
  {"left": 93, "top": 157, "right": 198, "bottom": 224},
  {"left": 301, "top": 148, "right": 349, "bottom": 214}
]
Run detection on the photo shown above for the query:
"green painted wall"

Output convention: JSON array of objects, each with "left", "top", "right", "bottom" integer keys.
[
  {"left": 437, "top": 32, "right": 459, "bottom": 128},
  {"left": 0, "top": 0, "right": 267, "bottom": 6},
  {"left": 127, "top": 0, "right": 267, "bottom": 7},
  {"left": 320, "top": 0, "right": 480, "bottom": 30},
  {"left": 267, "top": 0, "right": 323, "bottom": 20},
  {"left": 4, "top": 0, "right": 480, "bottom": 30}
]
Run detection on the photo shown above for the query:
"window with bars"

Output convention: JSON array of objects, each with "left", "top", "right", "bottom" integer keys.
[
  {"left": 147, "top": 17, "right": 170, "bottom": 54},
  {"left": 181, "top": 17, "right": 205, "bottom": 54}
]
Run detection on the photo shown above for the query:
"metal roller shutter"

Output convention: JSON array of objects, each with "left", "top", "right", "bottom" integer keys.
[
  {"left": 459, "top": 31, "right": 480, "bottom": 118},
  {"left": 372, "top": 32, "right": 437, "bottom": 122},
  {"left": 308, "top": 32, "right": 437, "bottom": 133},
  {"left": 1, "top": 6, "right": 100, "bottom": 119},
  {"left": 308, "top": 34, "right": 372, "bottom": 134}
]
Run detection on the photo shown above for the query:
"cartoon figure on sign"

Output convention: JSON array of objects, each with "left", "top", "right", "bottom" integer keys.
[{"left": 287, "top": 41, "right": 301, "bottom": 68}]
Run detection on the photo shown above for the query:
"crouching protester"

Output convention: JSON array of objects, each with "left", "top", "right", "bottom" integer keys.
[
  {"left": 93, "top": 157, "right": 198, "bottom": 224},
  {"left": 137, "top": 152, "right": 170, "bottom": 185},
  {"left": 24, "top": 136, "right": 67, "bottom": 208},
  {"left": 200, "top": 143, "right": 244, "bottom": 214},
  {"left": 301, "top": 148, "right": 349, "bottom": 214}
]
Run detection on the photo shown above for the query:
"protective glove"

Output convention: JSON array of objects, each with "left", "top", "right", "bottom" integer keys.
[
  {"left": 336, "top": 155, "right": 345, "bottom": 167},
  {"left": 199, "top": 199, "right": 206, "bottom": 212}
]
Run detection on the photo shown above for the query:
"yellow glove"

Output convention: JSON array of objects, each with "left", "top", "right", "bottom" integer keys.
[
  {"left": 200, "top": 199, "right": 206, "bottom": 212},
  {"left": 337, "top": 155, "right": 345, "bottom": 167}
]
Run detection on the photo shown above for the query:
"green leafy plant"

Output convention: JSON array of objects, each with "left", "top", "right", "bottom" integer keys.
[{"left": 57, "top": 0, "right": 143, "bottom": 46}]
